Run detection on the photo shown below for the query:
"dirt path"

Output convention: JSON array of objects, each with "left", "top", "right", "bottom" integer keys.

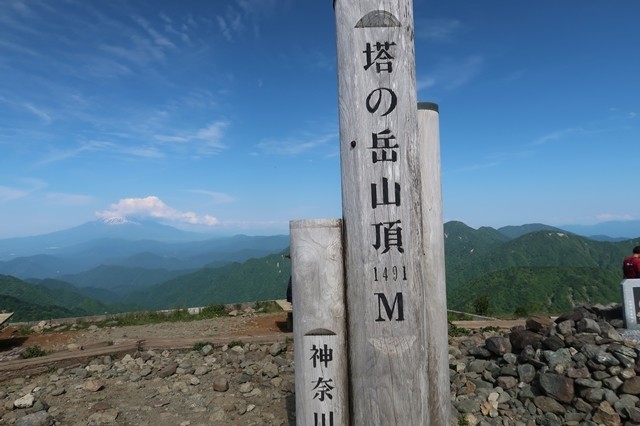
[
  {"left": 0, "top": 312, "right": 292, "bottom": 379},
  {"left": 0, "top": 312, "right": 526, "bottom": 381}
]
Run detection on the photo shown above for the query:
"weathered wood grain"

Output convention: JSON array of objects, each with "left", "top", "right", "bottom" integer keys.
[
  {"left": 290, "top": 219, "right": 348, "bottom": 426},
  {"left": 334, "top": 0, "right": 450, "bottom": 423}
]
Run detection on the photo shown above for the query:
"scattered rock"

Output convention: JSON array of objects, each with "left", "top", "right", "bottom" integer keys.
[
  {"left": 449, "top": 304, "right": 640, "bottom": 425},
  {"left": 14, "top": 393, "right": 35, "bottom": 409},
  {"left": 5, "top": 304, "right": 640, "bottom": 425}
]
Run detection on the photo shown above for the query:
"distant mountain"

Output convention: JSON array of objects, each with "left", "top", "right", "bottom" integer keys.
[
  {"left": 498, "top": 223, "right": 568, "bottom": 239},
  {"left": 448, "top": 266, "right": 619, "bottom": 315},
  {"left": 5, "top": 218, "right": 640, "bottom": 321},
  {"left": 560, "top": 220, "right": 640, "bottom": 240},
  {"left": 445, "top": 226, "right": 640, "bottom": 315},
  {"left": 444, "top": 221, "right": 509, "bottom": 290},
  {"left": 0, "top": 275, "right": 115, "bottom": 321},
  {"left": 130, "top": 251, "right": 291, "bottom": 309},
  {"left": 60, "top": 265, "right": 190, "bottom": 296},
  {"left": 0, "top": 254, "right": 80, "bottom": 278},
  {"left": 0, "top": 234, "right": 290, "bottom": 279},
  {"left": 0, "top": 219, "right": 209, "bottom": 260}
]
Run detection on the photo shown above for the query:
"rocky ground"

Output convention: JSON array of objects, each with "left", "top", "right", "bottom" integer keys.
[
  {"left": 2, "top": 305, "right": 640, "bottom": 425},
  {"left": 0, "top": 310, "right": 295, "bottom": 425},
  {"left": 449, "top": 304, "right": 640, "bottom": 426}
]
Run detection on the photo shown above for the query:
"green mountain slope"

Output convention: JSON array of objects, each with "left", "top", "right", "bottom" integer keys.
[
  {"left": 498, "top": 223, "right": 567, "bottom": 239},
  {"left": 61, "top": 265, "right": 190, "bottom": 296},
  {"left": 444, "top": 221, "right": 510, "bottom": 288},
  {"left": 0, "top": 275, "right": 112, "bottom": 321},
  {"left": 132, "top": 252, "right": 291, "bottom": 309},
  {"left": 448, "top": 266, "right": 620, "bottom": 315},
  {"left": 445, "top": 227, "right": 640, "bottom": 314},
  {"left": 0, "top": 294, "right": 78, "bottom": 322}
]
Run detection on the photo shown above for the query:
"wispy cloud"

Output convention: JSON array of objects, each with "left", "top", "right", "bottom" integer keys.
[
  {"left": 415, "top": 18, "right": 466, "bottom": 42},
  {"left": 45, "top": 192, "right": 93, "bottom": 205},
  {"left": 455, "top": 161, "right": 501, "bottom": 173},
  {"left": 0, "top": 178, "right": 47, "bottom": 204},
  {"left": 596, "top": 213, "right": 635, "bottom": 222},
  {"left": 217, "top": 7, "right": 244, "bottom": 42},
  {"left": 531, "top": 127, "right": 583, "bottom": 146},
  {"left": 189, "top": 189, "right": 236, "bottom": 204},
  {"left": 418, "top": 55, "right": 484, "bottom": 92},
  {"left": 216, "top": 0, "right": 286, "bottom": 41},
  {"left": 453, "top": 149, "right": 534, "bottom": 174},
  {"left": 96, "top": 196, "right": 219, "bottom": 226},
  {"left": 132, "top": 16, "right": 176, "bottom": 49},
  {"left": 155, "top": 120, "right": 230, "bottom": 157},
  {"left": 254, "top": 131, "right": 337, "bottom": 156},
  {"left": 0, "top": 96, "right": 53, "bottom": 124},
  {"left": 36, "top": 140, "right": 163, "bottom": 166},
  {"left": 0, "top": 185, "right": 29, "bottom": 204},
  {"left": 23, "top": 102, "right": 52, "bottom": 124}
]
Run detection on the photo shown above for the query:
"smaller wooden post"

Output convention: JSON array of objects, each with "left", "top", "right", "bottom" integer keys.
[
  {"left": 290, "top": 219, "right": 348, "bottom": 426},
  {"left": 622, "top": 279, "right": 640, "bottom": 329}
]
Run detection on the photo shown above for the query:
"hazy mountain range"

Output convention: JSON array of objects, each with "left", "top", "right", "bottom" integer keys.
[{"left": 1, "top": 218, "right": 639, "bottom": 321}]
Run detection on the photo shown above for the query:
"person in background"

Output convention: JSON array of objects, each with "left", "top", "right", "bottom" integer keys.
[
  {"left": 623, "top": 246, "right": 640, "bottom": 279},
  {"left": 286, "top": 276, "right": 292, "bottom": 303}
]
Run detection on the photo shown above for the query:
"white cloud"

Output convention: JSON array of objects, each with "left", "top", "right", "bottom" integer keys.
[{"left": 96, "top": 196, "right": 219, "bottom": 226}]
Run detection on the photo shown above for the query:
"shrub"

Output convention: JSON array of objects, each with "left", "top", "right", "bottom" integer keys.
[
  {"left": 21, "top": 345, "right": 48, "bottom": 359},
  {"left": 193, "top": 341, "right": 213, "bottom": 351},
  {"left": 472, "top": 295, "right": 491, "bottom": 316},
  {"left": 200, "top": 304, "right": 227, "bottom": 318},
  {"left": 254, "top": 300, "right": 281, "bottom": 313},
  {"left": 448, "top": 321, "right": 470, "bottom": 337}
]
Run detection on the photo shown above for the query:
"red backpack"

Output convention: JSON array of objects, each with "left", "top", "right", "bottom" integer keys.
[{"left": 623, "top": 257, "right": 640, "bottom": 278}]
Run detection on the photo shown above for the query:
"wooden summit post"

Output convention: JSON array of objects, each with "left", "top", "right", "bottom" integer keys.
[
  {"left": 334, "top": 1, "right": 450, "bottom": 424},
  {"left": 290, "top": 219, "right": 349, "bottom": 426}
]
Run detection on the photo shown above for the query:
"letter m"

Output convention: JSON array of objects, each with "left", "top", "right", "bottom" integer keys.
[{"left": 374, "top": 292, "right": 404, "bottom": 321}]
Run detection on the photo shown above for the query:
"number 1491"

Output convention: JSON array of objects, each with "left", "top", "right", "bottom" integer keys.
[{"left": 373, "top": 265, "right": 407, "bottom": 282}]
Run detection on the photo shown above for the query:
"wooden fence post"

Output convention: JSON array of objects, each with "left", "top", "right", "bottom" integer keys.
[
  {"left": 334, "top": 0, "right": 450, "bottom": 423},
  {"left": 290, "top": 219, "right": 349, "bottom": 426}
]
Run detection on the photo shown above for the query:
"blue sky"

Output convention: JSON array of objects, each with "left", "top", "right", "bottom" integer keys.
[{"left": 1, "top": 1, "right": 638, "bottom": 239}]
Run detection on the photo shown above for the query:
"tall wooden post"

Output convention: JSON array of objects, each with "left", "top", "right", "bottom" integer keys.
[
  {"left": 290, "top": 219, "right": 349, "bottom": 426},
  {"left": 334, "top": 0, "right": 450, "bottom": 423}
]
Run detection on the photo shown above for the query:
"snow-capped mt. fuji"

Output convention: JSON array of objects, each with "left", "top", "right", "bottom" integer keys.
[{"left": 100, "top": 216, "right": 137, "bottom": 226}]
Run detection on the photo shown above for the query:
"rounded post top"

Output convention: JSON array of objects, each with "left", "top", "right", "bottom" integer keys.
[{"left": 418, "top": 102, "right": 439, "bottom": 112}]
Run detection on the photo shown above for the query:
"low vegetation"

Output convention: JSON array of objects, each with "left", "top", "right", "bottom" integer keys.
[
  {"left": 102, "top": 304, "right": 229, "bottom": 327},
  {"left": 447, "top": 322, "right": 470, "bottom": 337},
  {"left": 192, "top": 341, "right": 214, "bottom": 351},
  {"left": 21, "top": 345, "right": 48, "bottom": 359}
]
